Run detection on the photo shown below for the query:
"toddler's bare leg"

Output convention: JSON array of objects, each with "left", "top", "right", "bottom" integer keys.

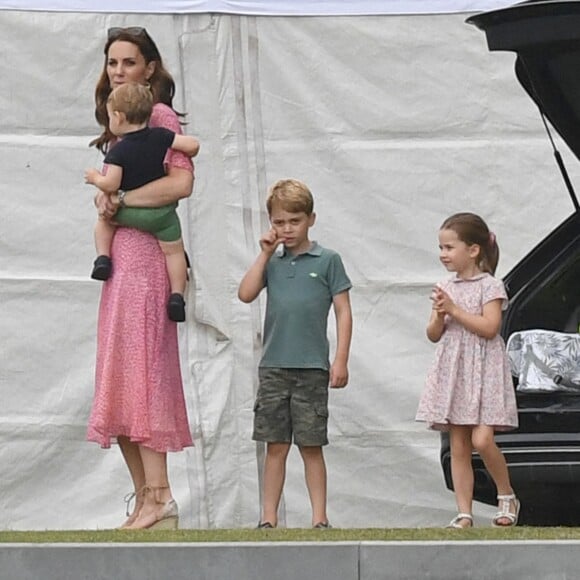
[
  {"left": 91, "top": 217, "right": 115, "bottom": 280},
  {"left": 159, "top": 238, "right": 187, "bottom": 295},
  {"left": 94, "top": 217, "right": 115, "bottom": 257}
]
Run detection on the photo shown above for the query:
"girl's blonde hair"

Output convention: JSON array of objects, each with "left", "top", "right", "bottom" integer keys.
[
  {"left": 107, "top": 83, "right": 153, "bottom": 125},
  {"left": 266, "top": 179, "right": 314, "bottom": 215},
  {"left": 441, "top": 212, "right": 499, "bottom": 275}
]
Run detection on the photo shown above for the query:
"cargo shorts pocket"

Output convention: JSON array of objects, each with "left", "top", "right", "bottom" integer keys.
[
  {"left": 294, "top": 402, "right": 329, "bottom": 446},
  {"left": 314, "top": 403, "right": 328, "bottom": 419}
]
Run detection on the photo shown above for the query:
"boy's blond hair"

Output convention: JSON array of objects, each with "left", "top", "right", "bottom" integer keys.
[
  {"left": 266, "top": 179, "right": 314, "bottom": 216},
  {"left": 107, "top": 83, "right": 153, "bottom": 125}
]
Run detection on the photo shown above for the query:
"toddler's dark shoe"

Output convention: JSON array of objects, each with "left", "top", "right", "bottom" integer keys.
[
  {"left": 167, "top": 293, "right": 186, "bottom": 322},
  {"left": 91, "top": 255, "right": 112, "bottom": 281},
  {"left": 184, "top": 251, "right": 191, "bottom": 281}
]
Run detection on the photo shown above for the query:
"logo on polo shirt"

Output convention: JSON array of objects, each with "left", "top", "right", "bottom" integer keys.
[{"left": 309, "top": 273, "right": 318, "bottom": 278}]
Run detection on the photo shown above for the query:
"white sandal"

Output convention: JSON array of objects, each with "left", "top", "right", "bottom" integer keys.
[
  {"left": 492, "top": 493, "right": 520, "bottom": 527},
  {"left": 446, "top": 513, "right": 473, "bottom": 529}
]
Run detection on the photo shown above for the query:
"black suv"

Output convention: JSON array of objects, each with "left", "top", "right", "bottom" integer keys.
[{"left": 440, "top": 0, "right": 580, "bottom": 525}]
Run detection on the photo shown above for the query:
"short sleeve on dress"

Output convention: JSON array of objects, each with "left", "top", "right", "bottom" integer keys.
[
  {"left": 149, "top": 103, "right": 193, "bottom": 173},
  {"left": 482, "top": 275, "right": 508, "bottom": 310}
]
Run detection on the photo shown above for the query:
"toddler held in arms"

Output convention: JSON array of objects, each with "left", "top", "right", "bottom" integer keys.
[{"left": 85, "top": 82, "right": 199, "bottom": 322}]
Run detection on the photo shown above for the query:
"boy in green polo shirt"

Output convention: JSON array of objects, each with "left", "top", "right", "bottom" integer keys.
[{"left": 238, "top": 178, "right": 353, "bottom": 529}]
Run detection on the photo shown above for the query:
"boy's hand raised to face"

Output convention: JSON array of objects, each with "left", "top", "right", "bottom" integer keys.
[{"left": 259, "top": 228, "right": 283, "bottom": 256}]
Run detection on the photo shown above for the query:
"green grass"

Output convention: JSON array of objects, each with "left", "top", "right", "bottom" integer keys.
[{"left": 3, "top": 527, "right": 580, "bottom": 543}]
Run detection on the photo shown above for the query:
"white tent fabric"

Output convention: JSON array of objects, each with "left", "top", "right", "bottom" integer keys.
[
  {"left": 0, "top": 6, "right": 576, "bottom": 530},
  {"left": 0, "top": 1, "right": 515, "bottom": 14}
]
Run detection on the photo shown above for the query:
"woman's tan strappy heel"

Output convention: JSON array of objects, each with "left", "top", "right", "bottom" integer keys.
[
  {"left": 143, "top": 485, "right": 179, "bottom": 530},
  {"left": 120, "top": 485, "right": 179, "bottom": 530}
]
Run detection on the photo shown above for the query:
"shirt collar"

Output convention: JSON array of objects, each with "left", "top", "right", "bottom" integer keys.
[
  {"left": 451, "top": 272, "right": 488, "bottom": 283},
  {"left": 277, "top": 241, "right": 321, "bottom": 258}
]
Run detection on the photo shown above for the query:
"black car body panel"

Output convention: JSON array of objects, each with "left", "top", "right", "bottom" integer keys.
[
  {"left": 468, "top": 1, "right": 580, "bottom": 172},
  {"left": 439, "top": 0, "right": 580, "bottom": 525}
]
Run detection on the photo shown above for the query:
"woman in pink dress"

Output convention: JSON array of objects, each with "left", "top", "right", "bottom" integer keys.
[
  {"left": 416, "top": 213, "right": 519, "bottom": 529},
  {"left": 87, "top": 27, "right": 194, "bottom": 530}
]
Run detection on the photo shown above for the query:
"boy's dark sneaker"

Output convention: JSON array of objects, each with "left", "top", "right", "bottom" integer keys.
[
  {"left": 313, "top": 521, "right": 332, "bottom": 529},
  {"left": 256, "top": 521, "right": 275, "bottom": 529},
  {"left": 167, "top": 293, "right": 186, "bottom": 322},
  {"left": 91, "top": 255, "right": 112, "bottom": 281}
]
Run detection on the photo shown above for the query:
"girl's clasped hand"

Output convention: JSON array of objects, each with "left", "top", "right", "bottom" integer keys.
[{"left": 430, "top": 285, "right": 454, "bottom": 316}]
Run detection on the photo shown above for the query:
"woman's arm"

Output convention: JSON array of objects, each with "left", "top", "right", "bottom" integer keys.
[{"left": 111, "top": 165, "right": 193, "bottom": 208}]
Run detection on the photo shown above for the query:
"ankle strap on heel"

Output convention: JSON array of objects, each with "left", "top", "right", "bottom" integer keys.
[{"left": 142, "top": 484, "right": 171, "bottom": 504}]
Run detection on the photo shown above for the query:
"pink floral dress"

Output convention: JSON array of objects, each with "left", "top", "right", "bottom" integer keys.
[
  {"left": 86, "top": 104, "right": 194, "bottom": 452},
  {"left": 416, "top": 273, "right": 518, "bottom": 432}
]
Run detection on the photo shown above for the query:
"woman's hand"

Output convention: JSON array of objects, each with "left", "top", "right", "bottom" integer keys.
[
  {"left": 94, "top": 190, "right": 118, "bottom": 219},
  {"left": 122, "top": 167, "right": 193, "bottom": 208}
]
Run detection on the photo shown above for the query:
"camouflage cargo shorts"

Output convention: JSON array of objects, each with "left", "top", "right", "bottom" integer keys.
[{"left": 253, "top": 368, "right": 330, "bottom": 446}]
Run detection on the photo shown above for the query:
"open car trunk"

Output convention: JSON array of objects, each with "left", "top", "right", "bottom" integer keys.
[
  {"left": 467, "top": 0, "right": 580, "bottom": 415},
  {"left": 440, "top": 0, "right": 580, "bottom": 525}
]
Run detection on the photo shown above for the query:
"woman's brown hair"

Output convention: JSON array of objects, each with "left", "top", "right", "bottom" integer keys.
[{"left": 91, "top": 28, "right": 183, "bottom": 153}]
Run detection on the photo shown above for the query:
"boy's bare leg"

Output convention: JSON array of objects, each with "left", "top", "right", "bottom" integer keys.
[
  {"left": 299, "top": 445, "right": 328, "bottom": 526},
  {"left": 94, "top": 217, "right": 115, "bottom": 257},
  {"left": 159, "top": 238, "right": 187, "bottom": 295},
  {"left": 261, "top": 442, "right": 291, "bottom": 526}
]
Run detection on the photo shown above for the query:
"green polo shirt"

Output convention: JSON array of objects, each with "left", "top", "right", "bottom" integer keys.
[{"left": 259, "top": 242, "right": 352, "bottom": 370}]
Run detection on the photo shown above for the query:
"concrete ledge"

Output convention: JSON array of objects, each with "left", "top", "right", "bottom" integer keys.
[
  {"left": 1, "top": 540, "right": 580, "bottom": 580},
  {"left": 0, "top": 542, "right": 359, "bottom": 580},
  {"left": 361, "top": 540, "right": 580, "bottom": 580}
]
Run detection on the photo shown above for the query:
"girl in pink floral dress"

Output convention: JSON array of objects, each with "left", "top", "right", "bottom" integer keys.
[
  {"left": 87, "top": 27, "right": 194, "bottom": 530},
  {"left": 416, "top": 213, "right": 519, "bottom": 529}
]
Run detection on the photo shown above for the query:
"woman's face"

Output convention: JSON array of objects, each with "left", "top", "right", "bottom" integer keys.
[{"left": 106, "top": 40, "right": 155, "bottom": 89}]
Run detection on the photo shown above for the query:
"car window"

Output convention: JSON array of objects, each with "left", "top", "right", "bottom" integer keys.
[{"left": 508, "top": 253, "right": 580, "bottom": 333}]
